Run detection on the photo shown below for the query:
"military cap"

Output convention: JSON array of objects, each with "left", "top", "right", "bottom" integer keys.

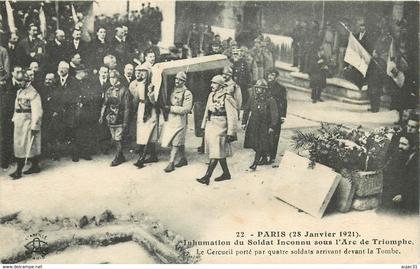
[{"left": 175, "top": 71, "right": 187, "bottom": 82}]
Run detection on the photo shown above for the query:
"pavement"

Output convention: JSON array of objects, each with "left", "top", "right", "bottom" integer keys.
[{"left": 1, "top": 89, "right": 416, "bottom": 264}]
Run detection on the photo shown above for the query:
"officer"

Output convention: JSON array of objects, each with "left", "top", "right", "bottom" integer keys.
[{"left": 10, "top": 70, "right": 43, "bottom": 179}]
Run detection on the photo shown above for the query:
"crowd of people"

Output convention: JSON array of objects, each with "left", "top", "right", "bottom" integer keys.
[{"left": 0, "top": 14, "right": 289, "bottom": 185}]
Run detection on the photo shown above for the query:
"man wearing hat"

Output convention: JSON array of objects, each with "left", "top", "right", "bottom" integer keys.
[
  {"left": 160, "top": 71, "right": 193, "bottom": 173},
  {"left": 197, "top": 75, "right": 237, "bottom": 185},
  {"left": 222, "top": 66, "right": 242, "bottom": 114},
  {"left": 10, "top": 70, "right": 43, "bottom": 179},
  {"left": 266, "top": 68, "right": 287, "bottom": 164},
  {"left": 242, "top": 79, "right": 279, "bottom": 170},
  {"left": 99, "top": 70, "right": 131, "bottom": 166},
  {"left": 131, "top": 63, "right": 160, "bottom": 168}
]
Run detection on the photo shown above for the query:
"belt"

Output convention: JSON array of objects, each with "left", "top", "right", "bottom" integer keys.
[
  {"left": 210, "top": 112, "right": 226, "bottom": 117},
  {"left": 15, "top": 109, "right": 31, "bottom": 113},
  {"left": 138, "top": 99, "right": 145, "bottom": 103}
]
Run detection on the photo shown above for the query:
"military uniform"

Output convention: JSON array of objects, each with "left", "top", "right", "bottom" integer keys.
[
  {"left": 102, "top": 82, "right": 130, "bottom": 141},
  {"left": 12, "top": 83, "right": 43, "bottom": 158},
  {"left": 232, "top": 57, "right": 251, "bottom": 108},
  {"left": 161, "top": 85, "right": 193, "bottom": 147},
  {"left": 202, "top": 87, "right": 238, "bottom": 159}
]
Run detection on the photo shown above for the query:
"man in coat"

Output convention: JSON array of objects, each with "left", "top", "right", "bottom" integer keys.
[
  {"left": 90, "top": 66, "right": 111, "bottom": 154},
  {"left": 67, "top": 28, "right": 89, "bottom": 62},
  {"left": 381, "top": 134, "right": 419, "bottom": 214},
  {"left": 130, "top": 64, "right": 160, "bottom": 168},
  {"left": 56, "top": 61, "right": 81, "bottom": 161},
  {"left": 161, "top": 72, "right": 193, "bottom": 173},
  {"left": 1, "top": 66, "right": 22, "bottom": 169},
  {"left": 308, "top": 47, "right": 328, "bottom": 103},
  {"left": 197, "top": 75, "right": 238, "bottom": 185},
  {"left": 99, "top": 70, "right": 131, "bottom": 167},
  {"left": 266, "top": 68, "right": 287, "bottom": 164},
  {"left": 366, "top": 51, "right": 386, "bottom": 113},
  {"left": 45, "top": 30, "right": 68, "bottom": 73},
  {"left": 6, "top": 34, "right": 26, "bottom": 69},
  {"left": 38, "top": 73, "right": 62, "bottom": 161},
  {"left": 18, "top": 24, "right": 45, "bottom": 67},
  {"left": 242, "top": 79, "right": 279, "bottom": 170},
  {"left": 10, "top": 70, "right": 43, "bottom": 180},
  {"left": 89, "top": 27, "right": 109, "bottom": 71}
]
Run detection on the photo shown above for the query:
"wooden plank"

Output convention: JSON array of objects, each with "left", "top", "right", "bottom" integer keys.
[{"left": 272, "top": 151, "right": 341, "bottom": 218}]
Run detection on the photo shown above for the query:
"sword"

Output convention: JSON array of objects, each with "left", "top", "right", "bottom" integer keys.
[{"left": 25, "top": 134, "right": 35, "bottom": 166}]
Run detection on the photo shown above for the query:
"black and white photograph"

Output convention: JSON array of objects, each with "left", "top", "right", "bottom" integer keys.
[{"left": 0, "top": 0, "right": 418, "bottom": 266}]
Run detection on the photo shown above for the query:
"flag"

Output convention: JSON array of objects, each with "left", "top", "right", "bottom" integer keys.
[
  {"left": 344, "top": 33, "right": 371, "bottom": 77},
  {"left": 5, "top": 0, "right": 17, "bottom": 34},
  {"left": 386, "top": 38, "right": 395, "bottom": 76},
  {"left": 39, "top": 5, "right": 47, "bottom": 38},
  {"left": 71, "top": 4, "right": 78, "bottom": 25}
]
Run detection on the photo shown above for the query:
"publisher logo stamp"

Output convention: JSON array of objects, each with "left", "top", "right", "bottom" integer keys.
[{"left": 24, "top": 233, "right": 49, "bottom": 259}]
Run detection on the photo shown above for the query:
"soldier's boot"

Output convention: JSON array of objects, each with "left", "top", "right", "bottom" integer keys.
[
  {"left": 23, "top": 157, "right": 41, "bottom": 175},
  {"left": 143, "top": 143, "right": 158, "bottom": 163},
  {"left": 249, "top": 152, "right": 260, "bottom": 171},
  {"left": 10, "top": 158, "right": 24, "bottom": 180},
  {"left": 134, "top": 145, "right": 146, "bottom": 168},
  {"left": 214, "top": 158, "right": 231, "bottom": 182},
  {"left": 174, "top": 146, "right": 188, "bottom": 167},
  {"left": 164, "top": 162, "right": 175, "bottom": 173},
  {"left": 197, "top": 159, "right": 218, "bottom": 185},
  {"left": 197, "top": 137, "right": 205, "bottom": 154}
]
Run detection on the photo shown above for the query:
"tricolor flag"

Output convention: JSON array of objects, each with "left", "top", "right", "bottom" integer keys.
[{"left": 344, "top": 33, "right": 372, "bottom": 77}]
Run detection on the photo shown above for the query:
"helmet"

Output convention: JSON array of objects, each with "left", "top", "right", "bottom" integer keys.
[
  {"left": 211, "top": 75, "right": 225, "bottom": 86},
  {"left": 175, "top": 71, "right": 187, "bottom": 82},
  {"left": 254, "top": 79, "right": 268, "bottom": 89}
]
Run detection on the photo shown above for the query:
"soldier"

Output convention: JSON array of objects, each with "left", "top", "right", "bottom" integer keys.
[
  {"left": 242, "top": 79, "right": 279, "bottom": 170},
  {"left": 231, "top": 48, "right": 251, "bottom": 107},
  {"left": 99, "top": 70, "right": 131, "bottom": 167},
  {"left": 222, "top": 66, "right": 242, "bottom": 115},
  {"left": 10, "top": 70, "right": 43, "bottom": 180},
  {"left": 266, "top": 68, "right": 287, "bottom": 164},
  {"left": 130, "top": 64, "right": 160, "bottom": 168},
  {"left": 197, "top": 75, "right": 238, "bottom": 185},
  {"left": 160, "top": 72, "right": 193, "bottom": 173}
]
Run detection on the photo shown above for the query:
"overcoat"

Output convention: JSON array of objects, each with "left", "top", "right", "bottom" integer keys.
[
  {"left": 242, "top": 88, "right": 279, "bottom": 152},
  {"left": 201, "top": 88, "right": 238, "bottom": 159},
  {"left": 12, "top": 84, "right": 43, "bottom": 158},
  {"left": 161, "top": 86, "right": 193, "bottom": 147}
]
